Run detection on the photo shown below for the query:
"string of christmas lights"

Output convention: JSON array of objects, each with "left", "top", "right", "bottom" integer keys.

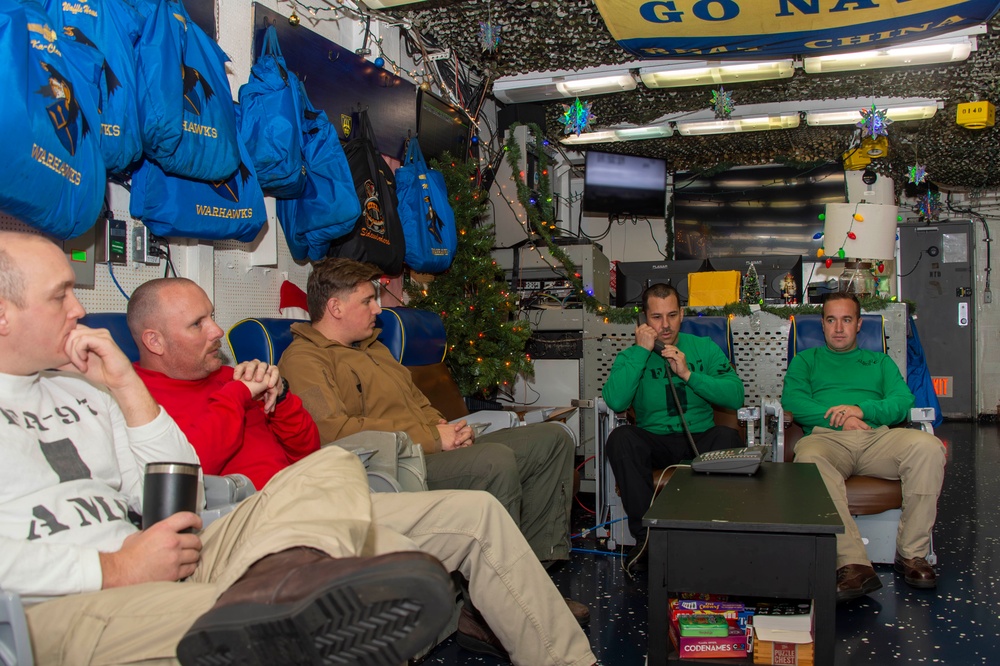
[{"left": 503, "top": 125, "right": 640, "bottom": 325}]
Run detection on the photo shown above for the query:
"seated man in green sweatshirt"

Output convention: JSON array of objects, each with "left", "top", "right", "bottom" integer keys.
[
  {"left": 782, "top": 292, "right": 946, "bottom": 602},
  {"left": 603, "top": 283, "right": 745, "bottom": 569}
]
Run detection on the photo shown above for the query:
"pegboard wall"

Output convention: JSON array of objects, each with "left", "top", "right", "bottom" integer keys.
[
  {"left": 731, "top": 312, "right": 793, "bottom": 406},
  {"left": 213, "top": 235, "right": 312, "bottom": 335},
  {"left": 579, "top": 316, "right": 635, "bottom": 484}
]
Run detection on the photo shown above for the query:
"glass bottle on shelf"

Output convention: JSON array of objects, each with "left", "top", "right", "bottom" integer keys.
[{"left": 838, "top": 261, "right": 875, "bottom": 296}]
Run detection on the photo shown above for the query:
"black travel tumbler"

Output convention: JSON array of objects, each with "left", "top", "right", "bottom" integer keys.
[{"left": 142, "top": 462, "right": 201, "bottom": 530}]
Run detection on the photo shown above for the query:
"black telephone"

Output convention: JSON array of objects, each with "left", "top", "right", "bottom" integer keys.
[
  {"left": 690, "top": 446, "right": 769, "bottom": 475},
  {"left": 636, "top": 313, "right": 665, "bottom": 353}
]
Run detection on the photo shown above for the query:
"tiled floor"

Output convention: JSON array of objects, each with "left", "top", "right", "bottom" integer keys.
[{"left": 417, "top": 421, "right": 998, "bottom": 665}]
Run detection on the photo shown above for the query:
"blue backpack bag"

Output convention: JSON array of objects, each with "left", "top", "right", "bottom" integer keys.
[
  {"left": 238, "top": 25, "right": 305, "bottom": 198},
  {"left": 395, "top": 138, "right": 457, "bottom": 273},
  {"left": 129, "top": 103, "right": 266, "bottom": 242},
  {"left": 42, "top": 0, "right": 144, "bottom": 174},
  {"left": 0, "top": 0, "right": 106, "bottom": 239},
  {"left": 276, "top": 81, "right": 361, "bottom": 261},
  {"left": 134, "top": 0, "right": 239, "bottom": 181}
]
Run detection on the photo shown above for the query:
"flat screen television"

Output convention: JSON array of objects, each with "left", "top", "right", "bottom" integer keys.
[
  {"left": 416, "top": 89, "right": 473, "bottom": 163},
  {"left": 706, "top": 255, "right": 804, "bottom": 304},
  {"left": 583, "top": 151, "right": 667, "bottom": 218},
  {"left": 615, "top": 259, "right": 708, "bottom": 307}
]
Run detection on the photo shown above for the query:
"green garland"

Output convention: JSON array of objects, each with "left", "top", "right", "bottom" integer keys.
[
  {"left": 690, "top": 295, "right": 913, "bottom": 319},
  {"left": 503, "top": 124, "right": 640, "bottom": 325}
]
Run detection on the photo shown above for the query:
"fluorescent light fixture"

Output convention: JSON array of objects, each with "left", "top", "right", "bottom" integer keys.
[
  {"left": 560, "top": 124, "right": 673, "bottom": 145},
  {"left": 493, "top": 69, "right": 637, "bottom": 104},
  {"left": 806, "top": 102, "right": 939, "bottom": 126},
  {"left": 561, "top": 130, "right": 619, "bottom": 145},
  {"left": 675, "top": 113, "right": 800, "bottom": 136},
  {"left": 639, "top": 60, "right": 794, "bottom": 89},
  {"left": 614, "top": 125, "right": 674, "bottom": 140},
  {"left": 803, "top": 33, "right": 977, "bottom": 74},
  {"left": 557, "top": 75, "right": 635, "bottom": 96}
]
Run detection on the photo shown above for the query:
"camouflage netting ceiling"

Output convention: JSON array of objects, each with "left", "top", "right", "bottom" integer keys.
[{"left": 387, "top": 0, "right": 1000, "bottom": 190}]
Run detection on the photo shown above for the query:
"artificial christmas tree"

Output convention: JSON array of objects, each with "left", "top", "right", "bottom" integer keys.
[
  {"left": 406, "top": 155, "right": 533, "bottom": 399},
  {"left": 742, "top": 263, "right": 763, "bottom": 305}
]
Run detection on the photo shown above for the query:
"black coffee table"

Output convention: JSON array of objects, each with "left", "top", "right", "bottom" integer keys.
[{"left": 644, "top": 462, "right": 843, "bottom": 665}]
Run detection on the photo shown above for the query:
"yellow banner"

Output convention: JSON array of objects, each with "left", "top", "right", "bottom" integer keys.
[{"left": 596, "top": 0, "right": 971, "bottom": 39}]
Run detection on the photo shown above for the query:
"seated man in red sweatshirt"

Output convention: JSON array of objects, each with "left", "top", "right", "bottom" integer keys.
[
  {"left": 128, "top": 277, "right": 597, "bottom": 666},
  {"left": 128, "top": 279, "right": 319, "bottom": 490}
]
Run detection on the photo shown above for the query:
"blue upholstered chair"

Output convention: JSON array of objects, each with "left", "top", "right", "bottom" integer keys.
[
  {"left": 681, "top": 315, "right": 736, "bottom": 364},
  {"left": 225, "top": 311, "right": 443, "bottom": 369},
  {"left": 787, "top": 313, "right": 886, "bottom": 363},
  {"left": 79, "top": 312, "right": 141, "bottom": 363},
  {"left": 226, "top": 317, "right": 303, "bottom": 366}
]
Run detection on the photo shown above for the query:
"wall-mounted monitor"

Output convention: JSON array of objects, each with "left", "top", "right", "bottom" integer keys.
[
  {"left": 615, "top": 259, "right": 708, "bottom": 307},
  {"left": 706, "top": 255, "right": 804, "bottom": 304},
  {"left": 583, "top": 151, "right": 667, "bottom": 218},
  {"left": 416, "top": 89, "right": 473, "bottom": 164}
]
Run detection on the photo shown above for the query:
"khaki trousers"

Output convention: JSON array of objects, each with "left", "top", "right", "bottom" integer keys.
[
  {"left": 794, "top": 426, "right": 946, "bottom": 568},
  {"left": 26, "top": 445, "right": 595, "bottom": 666},
  {"left": 424, "top": 422, "right": 575, "bottom": 562}
]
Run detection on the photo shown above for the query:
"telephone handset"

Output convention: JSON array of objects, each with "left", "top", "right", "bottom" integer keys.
[{"left": 636, "top": 313, "right": 666, "bottom": 354}]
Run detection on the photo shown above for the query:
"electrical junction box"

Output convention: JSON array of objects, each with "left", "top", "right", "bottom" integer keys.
[
  {"left": 956, "top": 101, "right": 995, "bottom": 129},
  {"left": 97, "top": 217, "right": 128, "bottom": 265},
  {"left": 132, "top": 225, "right": 160, "bottom": 265}
]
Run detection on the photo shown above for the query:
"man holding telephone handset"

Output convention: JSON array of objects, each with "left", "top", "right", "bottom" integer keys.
[{"left": 603, "top": 283, "right": 745, "bottom": 570}]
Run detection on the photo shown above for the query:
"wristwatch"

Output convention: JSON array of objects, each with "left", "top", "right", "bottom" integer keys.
[{"left": 274, "top": 377, "right": 290, "bottom": 405}]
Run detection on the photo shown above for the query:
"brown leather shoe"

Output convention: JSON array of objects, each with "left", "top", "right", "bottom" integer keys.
[
  {"left": 895, "top": 553, "right": 937, "bottom": 589},
  {"left": 177, "top": 548, "right": 454, "bottom": 666},
  {"left": 565, "top": 597, "right": 590, "bottom": 626},
  {"left": 456, "top": 604, "right": 509, "bottom": 660},
  {"left": 456, "top": 596, "right": 588, "bottom": 659},
  {"left": 836, "top": 563, "right": 883, "bottom": 602}
]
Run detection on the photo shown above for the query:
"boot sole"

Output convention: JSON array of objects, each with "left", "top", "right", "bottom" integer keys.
[{"left": 177, "top": 554, "right": 454, "bottom": 666}]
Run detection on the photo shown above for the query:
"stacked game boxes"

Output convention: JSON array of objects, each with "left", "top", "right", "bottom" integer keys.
[{"left": 668, "top": 598, "right": 753, "bottom": 659}]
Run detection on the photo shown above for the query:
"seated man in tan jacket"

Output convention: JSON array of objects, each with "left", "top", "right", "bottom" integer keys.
[{"left": 279, "top": 258, "right": 577, "bottom": 568}]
